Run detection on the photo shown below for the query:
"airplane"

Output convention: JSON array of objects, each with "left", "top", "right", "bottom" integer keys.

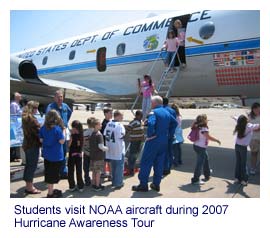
[{"left": 11, "top": 10, "right": 260, "bottom": 107}]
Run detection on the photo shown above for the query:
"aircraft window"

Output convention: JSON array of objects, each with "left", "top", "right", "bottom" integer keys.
[
  {"left": 42, "top": 56, "right": 48, "bottom": 65},
  {"left": 69, "top": 50, "right": 76, "bottom": 60},
  {"left": 199, "top": 21, "right": 215, "bottom": 40},
  {"left": 97, "top": 47, "right": 107, "bottom": 72},
  {"left": 116, "top": 43, "right": 126, "bottom": 56}
]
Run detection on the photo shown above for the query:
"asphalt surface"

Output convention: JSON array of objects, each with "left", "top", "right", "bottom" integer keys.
[{"left": 10, "top": 108, "right": 260, "bottom": 198}]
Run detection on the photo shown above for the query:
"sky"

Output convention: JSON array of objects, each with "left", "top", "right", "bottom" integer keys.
[{"left": 10, "top": 10, "right": 174, "bottom": 53}]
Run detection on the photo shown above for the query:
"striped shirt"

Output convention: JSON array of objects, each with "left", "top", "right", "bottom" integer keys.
[{"left": 126, "top": 119, "right": 144, "bottom": 142}]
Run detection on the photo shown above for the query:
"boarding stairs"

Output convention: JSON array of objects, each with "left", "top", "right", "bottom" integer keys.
[
  {"left": 125, "top": 49, "right": 181, "bottom": 162},
  {"left": 130, "top": 47, "right": 181, "bottom": 115}
]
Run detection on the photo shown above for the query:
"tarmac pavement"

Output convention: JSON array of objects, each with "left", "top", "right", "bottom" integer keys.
[{"left": 10, "top": 108, "right": 260, "bottom": 198}]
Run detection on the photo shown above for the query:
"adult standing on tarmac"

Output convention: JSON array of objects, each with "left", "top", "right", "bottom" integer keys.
[
  {"left": 46, "top": 90, "right": 72, "bottom": 179},
  {"left": 22, "top": 101, "right": 41, "bottom": 194},
  {"left": 132, "top": 96, "right": 178, "bottom": 192},
  {"left": 10, "top": 92, "right": 22, "bottom": 162},
  {"left": 172, "top": 19, "right": 186, "bottom": 67},
  {"left": 163, "top": 97, "right": 176, "bottom": 176}
]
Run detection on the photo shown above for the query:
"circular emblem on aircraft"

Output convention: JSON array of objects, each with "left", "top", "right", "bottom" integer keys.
[{"left": 143, "top": 35, "right": 159, "bottom": 51}]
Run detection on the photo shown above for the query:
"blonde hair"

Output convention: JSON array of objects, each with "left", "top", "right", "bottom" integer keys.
[
  {"left": 45, "top": 109, "right": 64, "bottom": 129},
  {"left": 87, "top": 117, "right": 95, "bottom": 128},
  {"left": 195, "top": 114, "right": 208, "bottom": 128},
  {"left": 92, "top": 118, "right": 101, "bottom": 127},
  {"left": 22, "top": 100, "right": 39, "bottom": 115}
]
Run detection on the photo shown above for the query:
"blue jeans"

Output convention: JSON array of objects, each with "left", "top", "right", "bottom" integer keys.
[
  {"left": 163, "top": 138, "right": 173, "bottom": 171},
  {"left": 142, "top": 96, "right": 152, "bottom": 121},
  {"left": 23, "top": 147, "right": 39, "bottom": 182},
  {"left": 61, "top": 141, "right": 68, "bottom": 176},
  {"left": 172, "top": 142, "right": 182, "bottom": 165},
  {"left": 235, "top": 144, "right": 248, "bottom": 182},
  {"left": 192, "top": 145, "right": 210, "bottom": 182},
  {"left": 166, "top": 51, "right": 175, "bottom": 66},
  {"left": 110, "top": 154, "right": 124, "bottom": 187}
]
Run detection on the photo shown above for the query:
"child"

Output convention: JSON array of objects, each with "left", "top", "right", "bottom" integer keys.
[
  {"left": 126, "top": 110, "right": 144, "bottom": 176},
  {"left": 104, "top": 110, "right": 126, "bottom": 189},
  {"left": 171, "top": 103, "right": 184, "bottom": 166},
  {"left": 139, "top": 74, "right": 156, "bottom": 121},
  {"left": 39, "top": 109, "right": 65, "bottom": 198},
  {"left": 191, "top": 114, "right": 221, "bottom": 185},
  {"left": 163, "top": 30, "right": 179, "bottom": 71},
  {"left": 89, "top": 118, "right": 109, "bottom": 191},
  {"left": 248, "top": 103, "right": 260, "bottom": 175},
  {"left": 83, "top": 117, "right": 94, "bottom": 186},
  {"left": 68, "top": 120, "right": 84, "bottom": 192},
  {"left": 100, "top": 107, "right": 113, "bottom": 180},
  {"left": 233, "top": 115, "right": 260, "bottom": 186}
]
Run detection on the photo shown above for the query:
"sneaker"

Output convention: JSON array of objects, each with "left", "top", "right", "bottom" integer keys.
[
  {"left": 93, "top": 185, "right": 104, "bottom": 191},
  {"left": 85, "top": 181, "right": 91, "bottom": 186},
  {"left": 112, "top": 183, "right": 124, "bottom": 190},
  {"left": 241, "top": 181, "right": 248, "bottom": 186},
  {"left": 78, "top": 188, "right": 84, "bottom": 193},
  {"left": 69, "top": 187, "right": 76, "bottom": 192},
  {"left": 150, "top": 183, "right": 160, "bottom": 192},
  {"left": 250, "top": 168, "right": 256, "bottom": 175},
  {"left": 53, "top": 189, "right": 62, "bottom": 195},
  {"left": 234, "top": 179, "right": 240, "bottom": 184},
  {"left": 163, "top": 170, "right": 171, "bottom": 176},
  {"left": 47, "top": 192, "right": 62, "bottom": 198},
  {"left": 132, "top": 184, "right": 149, "bottom": 192},
  {"left": 203, "top": 176, "right": 211, "bottom": 182},
  {"left": 191, "top": 179, "right": 205, "bottom": 185}
]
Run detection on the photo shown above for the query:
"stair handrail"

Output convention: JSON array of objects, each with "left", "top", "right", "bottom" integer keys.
[
  {"left": 157, "top": 45, "right": 181, "bottom": 92},
  {"left": 130, "top": 50, "right": 165, "bottom": 115}
]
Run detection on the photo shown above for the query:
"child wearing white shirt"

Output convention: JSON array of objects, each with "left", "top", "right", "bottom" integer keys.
[{"left": 233, "top": 115, "right": 260, "bottom": 186}]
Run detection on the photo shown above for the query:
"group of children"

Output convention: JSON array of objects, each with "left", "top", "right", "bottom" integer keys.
[
  {"left": 38, "top": 101, "right": 259, "bottom": 197},
  {"left": 189, "top": 103, "right": 260, "bottom": 186},
  {"left": 39, "top": 108, "right": 129, "bottom": 197}
]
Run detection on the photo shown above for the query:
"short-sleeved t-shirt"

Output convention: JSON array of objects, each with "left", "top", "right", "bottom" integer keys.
[
  {"left": 83, "top": 128, "right": 93, "bottom": 156},
  {"left": 104, "top": 120, "right": 125, "bottom": 160},
  {"left": 141, "top": 81, "right": 154, "bottom": 98},
  {"left": 39, "top": 125, "right": 64, "bottom": 162},
  {"left": 89, "top": 131, "right": 105, "bottom": 161},
  {"left": 194, "top": 127, "right": 209, "bottom": 148}
]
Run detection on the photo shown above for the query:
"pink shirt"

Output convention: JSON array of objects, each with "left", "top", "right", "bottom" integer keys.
[
  {"left": 177, "top": 29, "right": 186, "bottom": 46},
  {"left": 141, "top": 81, "right": 154, "bottom": 98},
  {"left": 164, "top": 38, "right": 179, "bottom": 52},
  {"left": 194, "top": 127, "right": 209, "bottom": 148}
]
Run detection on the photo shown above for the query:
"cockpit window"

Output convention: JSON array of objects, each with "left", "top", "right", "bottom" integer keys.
[{"left": 199, "top": 21, "right": 215, "bottom": 40}]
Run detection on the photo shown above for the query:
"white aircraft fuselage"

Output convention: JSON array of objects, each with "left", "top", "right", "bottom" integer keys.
[{"left": 12, "top": 10, "right": 260, "bottom": 101}]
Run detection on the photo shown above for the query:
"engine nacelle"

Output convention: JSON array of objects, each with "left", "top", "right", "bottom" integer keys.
[{"left": 10, "top": 56, "right": 45, "bottom": 85}]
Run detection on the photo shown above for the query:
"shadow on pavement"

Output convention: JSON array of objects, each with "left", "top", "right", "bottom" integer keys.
[{"left": 172, "top": 143, "right": 260, "bottom": 186}]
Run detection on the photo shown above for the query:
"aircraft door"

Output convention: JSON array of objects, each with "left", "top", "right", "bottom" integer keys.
[
  {"left": 168, "top": 14, "right": 191, "bottom": 66},
  {"left": 97, "top": 47, "right": 107, "bottom": 72}
]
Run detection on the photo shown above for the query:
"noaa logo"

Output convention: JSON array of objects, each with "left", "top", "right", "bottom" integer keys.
[{"left": 143, "top": 35, "right": 159, "bottom": 51}]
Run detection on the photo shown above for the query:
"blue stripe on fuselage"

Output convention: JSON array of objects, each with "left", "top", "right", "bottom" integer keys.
[{"left": 38, "top": 38, "right": 259, "bottom": 75}]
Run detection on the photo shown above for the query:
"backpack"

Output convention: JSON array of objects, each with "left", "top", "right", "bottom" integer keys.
[{"left": 187, "top": 127, "right": 200, "bottom": 142}]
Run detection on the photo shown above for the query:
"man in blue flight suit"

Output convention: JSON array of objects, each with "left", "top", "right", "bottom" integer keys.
[
  {"left": 163, "top": 97, "right": 176, "bottom": 176},
  {"left": 132, "top": 96, "right": 177, "bottom": 192},
  {"left": 46, "top": 90, "right": 72, "bottom": 179}
]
